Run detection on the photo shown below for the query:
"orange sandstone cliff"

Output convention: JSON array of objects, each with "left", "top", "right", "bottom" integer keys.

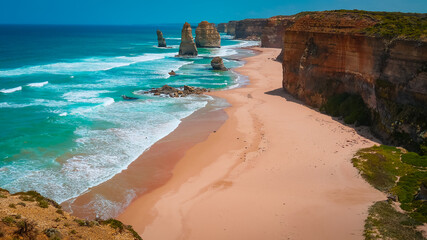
[{"left": 280, "top": 11, "right": 427, "bottom": 152}]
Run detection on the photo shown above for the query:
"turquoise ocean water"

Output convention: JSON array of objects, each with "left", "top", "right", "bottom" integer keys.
[{"left": 0, "top": 24, "right": 257, "bottom": 205}]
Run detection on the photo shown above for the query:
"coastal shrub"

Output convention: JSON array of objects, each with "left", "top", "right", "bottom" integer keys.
[
  {"left": 2, "top": 216, "right": 15, "bottom": 226},
  {"left": 322, "top": 93, "right": 371, "bottom": 126},
  {"left": 56, "top": 209, "right": 63, "bottom": 215},
  {"left": 364, "top": 201, "right": 424, "bottom": 240},
  {"left": 402, "top": 152, "right": 427, "bottom": 167},
  {"left": 9, "top": 203, "right": 16, "bottom": 209},
  {"left": 13, "top": 190, "right": 60, "bottom": 209},
  {"left": 100, "top": 219, "right": 142, "bottom": 240},
  {"left": 353, "top": 145, "right": 427, "bottom": 224},
  {"left": 17, "top": 202, "right": 26, "bottom": 207},
  {"left": 38, "top": 200, "right": 49, "bottom": 208},
  {"left": 101, "top": 219, "right": 124, "bottom": 232},
  {"left": 15, "top": 220, "right": 37, "bottom": 238}
]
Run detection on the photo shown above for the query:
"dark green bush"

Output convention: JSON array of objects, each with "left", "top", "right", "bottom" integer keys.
[{"left": 322, "top": 93, "right": 371, "bottom": 126}]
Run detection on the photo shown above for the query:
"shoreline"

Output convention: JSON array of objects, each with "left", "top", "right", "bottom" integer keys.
[
  {"left": 118, "top": 47, "right": 385, "bottom": 239},
  {"left": 62, "top": 97, "right": 229, "bottom": 219},
  {"left": 62, "top": 43, "right": 256, "bottom": 219}
]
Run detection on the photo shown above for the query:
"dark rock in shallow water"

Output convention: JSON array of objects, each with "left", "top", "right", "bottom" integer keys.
[
  {"left": 169, "top": 70, "right": 176, "bottom": 76},
  {"left": 211, "top": 57, "right": 227, "bottom": 71},
  {"left": 144, "top": 85, "right": 208, "bottom": 97},
  {"left": 178, "top": 23, "right": 198, "bottom": 57},
  {"left": 157, "top": 30, "right": 166, "bottom": 47},
  {"left": 121, "top": 95, "right": 138, "bottom": 100}
]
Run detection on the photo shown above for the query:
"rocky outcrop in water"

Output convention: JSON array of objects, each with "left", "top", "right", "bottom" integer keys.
[
  {"left": 281, "top": 11, "right": 427, "bottom": 153},
  {"left": 178, "top": 22, "right": 198, "bottom": 56},
  {"left": 195, "top": 21, "right": 221, "bottom": 48},
  {"left": 145, "top": 85, "right": 208, "bottom": 97},
  {"left": 217, "top": 23, "right": 228, "bottom": 33},
  {"left": 211, "top": 57, "right": 227, "bottom": 71},
  {"left": 157, "top": 30, "right": 166, "bottom": 47},
  {"left": 235, "top": 19, "right": 268, "bottom": 40}
]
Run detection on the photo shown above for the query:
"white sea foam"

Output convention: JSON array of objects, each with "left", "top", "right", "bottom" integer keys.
[
  {"left": 62, "top": 90, "right": 112, "bottom": 103},
  {"left": 27, "top": 81, "right": 48, "bottom": 87},
  {"left": 0, "top": 53, "right": 173, "bottom": 77},
  {"left": 0, "top": 86, "right": 22, "bottom": 93}
]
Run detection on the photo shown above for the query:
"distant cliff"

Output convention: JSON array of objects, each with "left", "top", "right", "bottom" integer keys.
[
  {"left": 217, "top": 19, "right": 268, "bottom": 40},
  {"left": 234, "top": 19, "right": 268, "bottom": 40},
  {"left": 281, "top": 11, "right": 427, "bottom": 153},
  {"left": 261, "top": 16, "right": 295, "bottom": 48}
]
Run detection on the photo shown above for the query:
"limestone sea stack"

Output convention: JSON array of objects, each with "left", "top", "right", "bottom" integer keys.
[
  {"left": 178, "top": 22, "right": 198, "bottom": 56},
  {"left": 156, "top": 30, "right": 166, "bottom": 47},
  {"left": 211, "top": 57, "right": 227, "bottom": 71},
  {"left": 195, "top": 21, "right": 221, "bottom": 48}
]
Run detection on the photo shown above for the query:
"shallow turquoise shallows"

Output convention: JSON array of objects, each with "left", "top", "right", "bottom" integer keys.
[{"left": 0, "top": 24, "right": 257, "bottom": 203}]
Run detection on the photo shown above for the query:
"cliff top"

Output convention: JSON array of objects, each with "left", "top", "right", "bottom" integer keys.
[
  {"left": 0, "top": 188, "right": 142, "bottom": 240},
  {"left": 292, "top": 10, "right": 427, "bottom": 40}
]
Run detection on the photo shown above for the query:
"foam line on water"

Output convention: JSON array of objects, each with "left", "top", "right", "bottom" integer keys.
[
  {"left": 0, "top": 86, "right": 22, "bottom": 93},
  {"left": 0, "top": 53, "right": 175, "bottom": 77},
  {"left": 27, "top": 81, "right": 49, "bottom": 87}
]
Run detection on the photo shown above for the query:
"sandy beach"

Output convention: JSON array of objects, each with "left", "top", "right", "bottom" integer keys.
[{"left": 118, "top": 47, "right": 385, "bottom": 240}]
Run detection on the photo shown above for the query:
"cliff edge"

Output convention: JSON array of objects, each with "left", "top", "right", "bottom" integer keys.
[{"left": 281, "top": 10, "right": 427, "bottom": 153}]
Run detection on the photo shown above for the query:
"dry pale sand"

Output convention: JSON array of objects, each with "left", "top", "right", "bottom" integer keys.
[{"left": 118, "top": 47, "right": 385, "bottom": 240}]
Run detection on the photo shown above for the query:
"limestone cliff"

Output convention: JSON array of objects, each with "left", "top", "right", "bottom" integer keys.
[
  {"left": 157, "top": 30, "right": 166, "bottom": 47},
  {"left": 261, "top": 16, "right": 295, "bottom": 48},
  {"left": 195, "top": 21, "right": 221, "bottom": 48},
  {"left": 217, "top": 23, "right": 228, "bottom": 33},
  {"left": 178, "top": 22, "right": 198, "bottom": 56},
  {"left": 0, "top": 189, "right": 142, "bottom": 239},
  {"left": 281, "top": 11, "right": 427, "bottom": 152},
  {"left": 235, "top": 19, "right": 268, "bottom": 40},
  {"left": 226, "top": 21, "right": 237, "bottom": 36}
]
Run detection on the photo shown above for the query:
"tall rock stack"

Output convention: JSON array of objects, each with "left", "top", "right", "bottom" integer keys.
[
  {"left": 195, "top": 21, "right": 221, "bottom": 48},
  {"left": 178, "top": 22, "right": 198, "bottom": 56},
  {"left": 156, "top": 30, "right": 166, "bottom": 47}
]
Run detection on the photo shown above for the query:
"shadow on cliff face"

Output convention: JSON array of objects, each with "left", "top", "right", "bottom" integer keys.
[{"left": 264, "top": 88, "right": 379, "bottom": 142}]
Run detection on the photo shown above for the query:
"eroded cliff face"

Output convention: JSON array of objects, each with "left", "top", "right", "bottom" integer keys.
[
  {"left": 195, "top": 21, "right": 221, "bottom": 48},
  {"left": 235, "top": 19, "right": 268, "bottom": 40},
  {"left": 178, "top": 22, "right": 198, "bottom": 56},
  {"left": 261, "top": 16, "right": 295, "bottom": 48},
  {"left": 226, "top": 21, "right": 237, "bottom": 35},
  {"left": 217, "top": 23, "right": 228, "bottom": 33},
  {"left": 282, "top": 12, "right": 427, "bottom": 152}
]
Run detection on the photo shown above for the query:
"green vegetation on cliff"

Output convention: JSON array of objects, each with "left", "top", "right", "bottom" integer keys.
[
  {"left": 332, "top": 10, "right": 427, "bottom": 39},
  {"left": 364, "top": 201, "right": 425, "bottom": 240},
  {"left": 353, "top": 145, "right": 427, "bottom": 239},
  {"left": 352, "top": 145, "right": 427, "bottom": 223},
  {"left": 296, "top": 10, "right": 427, "bottom": 40}
]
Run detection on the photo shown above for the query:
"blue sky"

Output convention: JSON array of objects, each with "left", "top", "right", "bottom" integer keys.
[{"left": 0, "top": 0, "right": 425, "bottom": 25}]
